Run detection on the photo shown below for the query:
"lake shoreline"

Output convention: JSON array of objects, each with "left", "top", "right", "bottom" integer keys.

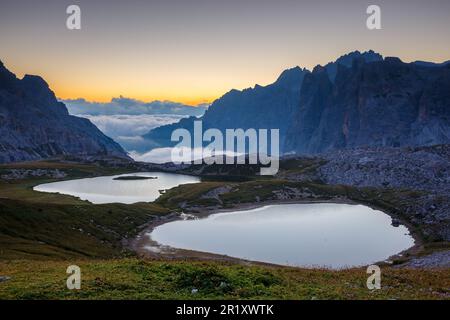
[
  {"left": 129, "top": 198, "right": 421, "bottom": 270},
  {"left": 33, "top": 171, "right": 201, "bottom": 204},
  {"left": 26, "top": 166, "right": 427, "bottom": 269}
]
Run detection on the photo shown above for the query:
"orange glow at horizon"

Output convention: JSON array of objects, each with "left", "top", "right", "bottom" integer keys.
[
  {"left": 2, "top": 0, "right": 450, "bottom": 106},
  {"left": 54, "top": 90, "right": 218, "bottom": 106}
]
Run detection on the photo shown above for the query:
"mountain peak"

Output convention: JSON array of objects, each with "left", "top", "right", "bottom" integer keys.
[
  {"left": 385, "top": 56, "right": 403, "bottom": 64},
  {"left": 0, "top": 60, "right": 19, "bottom": 92},
  {"left": 312, "top": 65, "right": 326, "bottom": 73},
  {"left": 22, "top": 74, "right": 49, "bottom": 89},
  {"left": 277, "top": 66, "right": 302, "bottom": 76},
  {"left": 324, "top": 50, "right": 383, "bottom": 82},
  {"left": 276, "top": 66, "right": 309, "bottom": 86},
  {"left": 334, "top": 50, "right": 383, "bottom": 67}
]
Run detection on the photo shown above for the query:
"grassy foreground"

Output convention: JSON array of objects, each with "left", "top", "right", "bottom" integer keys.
[
  {"left": 0, "top": 161, "right": 168, "bottom": 260},
  {"left": 0, "top": 259, "right": 448, "bottom": 300},
  {"left": 0, "top": 160, "right": 448, "bottom": 300}
]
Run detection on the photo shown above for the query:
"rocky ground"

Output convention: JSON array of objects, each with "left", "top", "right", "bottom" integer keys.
[
  {"left": 319, "top": 145, "right": 450, "bottom": 193},
  {"left": 0, "top": 169, "right": 67, "bottom": 180},
  {"left": 310, "top": 145, "right": 450, "bottom": 268},
  {"left": 398, "top": 251, "right": 450, "bottom": 269},
  {"left": 316, "top": 145, "right": 450, "bottom": 242}
]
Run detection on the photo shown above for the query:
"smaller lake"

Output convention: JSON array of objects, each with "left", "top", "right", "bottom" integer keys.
[
  {"left": 33, "top": 172, "right": 200, "bottom": 204},
  {"left": 150, "top": 203, "right": 415, "bottom": 268}
]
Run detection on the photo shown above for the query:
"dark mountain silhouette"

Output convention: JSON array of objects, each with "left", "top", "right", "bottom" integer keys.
[
  {"left": 285, "top": 56, "right": 450, "bottom": 153},
  {"left": 143, "top": 51, "right": 450, "bottom": 154},
  {"left": 143, "top": 66, "right": 310, "bottom": 151},
  {"left": 0, "top": 61, "right": 130, "bottom": 163}
]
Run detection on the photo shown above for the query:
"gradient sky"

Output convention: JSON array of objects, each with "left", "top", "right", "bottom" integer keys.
[{"left": 1, "top": 0, "right": 450, "bottom": 105}]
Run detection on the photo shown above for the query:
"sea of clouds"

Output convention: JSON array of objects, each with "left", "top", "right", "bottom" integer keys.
[
  {"left": 83, "top": 114, "right": 184, "bottom": 152},
  {"left": 63, "top": 96, "right": 207, "bottom": 116},
  {"left": 62, "top": 97, "right": 208, "bottom": 160},
  {"left": 129, "top": 147, "right": 243, "bottom": 164}
]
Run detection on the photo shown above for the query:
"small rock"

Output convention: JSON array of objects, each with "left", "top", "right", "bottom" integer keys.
[
  {"left": 0, "top": 276, "right": 11, "bottom": 283},
  {"left": 391, "top": 219, "right": 400, "bottom": 227}
]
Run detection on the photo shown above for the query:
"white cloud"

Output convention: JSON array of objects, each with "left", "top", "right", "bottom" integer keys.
[
  {"left": 82, "top": 114, "right": 184, "bottom": 152},
  {"left": 62, "top": 96, "right": 207, "bottom": 116},
  {"left": 61, "top": 96, "right": 209, "bottom": 154},
  {"left": 84, "top": 114, "right": 183, "bottom": 137},
  {"left": 129, "top": 148, "right": 175, "bottom": 163},
  {"left": 130, "top": 147, "right": 243, "bottom": 164}
]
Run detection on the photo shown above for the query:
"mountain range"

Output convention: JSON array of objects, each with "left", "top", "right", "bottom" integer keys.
[
  {"left": 1, "top": 50, "right": 449, "bottom": 164},
  {"left": 0, "top": 61, "right": 130, "bottom": 163},
  {"left": 143, "top": 50, "right": 450, "bottom": 154}
]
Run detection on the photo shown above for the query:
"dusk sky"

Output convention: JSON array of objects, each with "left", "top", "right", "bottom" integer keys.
[{"left": 1, "top": 0, "right": 450, "bottom": 105}]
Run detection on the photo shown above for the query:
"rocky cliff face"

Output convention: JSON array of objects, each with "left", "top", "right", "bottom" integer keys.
[
  {"left": 0, "top": 61, "right": 130, "bottom": 163},
  {"left": 284, "top": 55, "right": 450, "bottom": 154},
  {"left": 143, "top": 51, "right": 450, "bottom": 155}
]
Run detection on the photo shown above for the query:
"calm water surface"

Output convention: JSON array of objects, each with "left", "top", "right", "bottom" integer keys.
[
  {"left": 150, "top": 203, "right": 414, "bottom": 268},
  {"left": 34, "top": 172, "right": 200, "bottom": 204}
]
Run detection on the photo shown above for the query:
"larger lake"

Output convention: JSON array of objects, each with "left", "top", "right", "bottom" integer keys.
[
  {"left": 150, "top": 203, "right": 415, "bottom": 268},
  {"left": 33, "top": 172, "right": 200, "bottom": 204}
]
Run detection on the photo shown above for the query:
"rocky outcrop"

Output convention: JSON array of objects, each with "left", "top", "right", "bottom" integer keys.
[
  {"left": 0, "top": 61, "right": 131, "bottom": 163},
  {"left": 319, "top": 145, "right": 450, "bottom": 193},
  {"left": 317, "top": 145, "right": 450, "bottom": 241}
]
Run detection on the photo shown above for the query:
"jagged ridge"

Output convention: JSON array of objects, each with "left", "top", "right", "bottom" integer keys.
[{"left": 143, "top": 51, "right": 450, "bottom": 155}]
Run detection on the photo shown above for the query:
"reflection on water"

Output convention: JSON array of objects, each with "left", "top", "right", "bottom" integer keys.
[
  {"left": 34, "top": 172, "right": 200, "bottom": 204},
  {"left": 150, "top": 203, "right": 415, "bottom": 268}
]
